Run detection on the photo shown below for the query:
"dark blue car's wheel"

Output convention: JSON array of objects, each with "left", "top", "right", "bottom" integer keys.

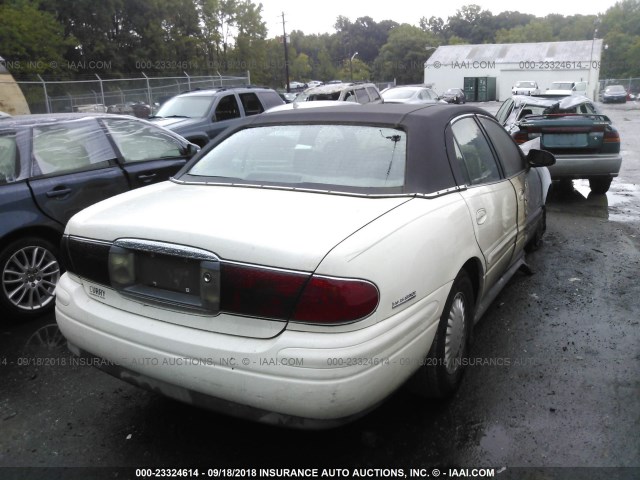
[{"left": 0, "top": 237, "right": 60, "bottom": 321}]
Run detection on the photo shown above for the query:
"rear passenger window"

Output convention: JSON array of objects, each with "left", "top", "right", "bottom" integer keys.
[
  {"left": 239, "top": 93, "right": 264, "bottom": 116},
  {"left": 355, "top": 88, "right": 370, "bottom": 104},
  {"left": 259, "top": 91, "right": 286, "bottom": 109},
  {"left": 103, "top": 118, "right": 183, "bottom": 163},
  {"left": 366, "top": 87, "right": 381, "bottom": 102},
  {"left": 32, "top": 120, "right": 115, "bottom": 175},
  {"left": 478, "top": 116, "right": 526, "bottom": 177},
  {"left": 344, "top": 90, "right": 357, "bottom": 102},
  {"left": 451, "top": 117, "right": 501, "bottom": 185},
  {"left": 215, "top": 95, "right": 241, "bottom": 121}
]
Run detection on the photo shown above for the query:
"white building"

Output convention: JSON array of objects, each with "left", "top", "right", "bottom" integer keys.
[{"left": 424, "top": 40, "right": 603, "bottom": 101}]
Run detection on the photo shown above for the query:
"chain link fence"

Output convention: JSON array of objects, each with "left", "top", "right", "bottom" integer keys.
[{"left": 6, "top": 72, "right": 251, "bottom": 114}]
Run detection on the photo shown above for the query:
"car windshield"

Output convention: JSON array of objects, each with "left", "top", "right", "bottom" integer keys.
[
  {"left": 155, "top": 96, "right": 213, "bottom": 118},
  {"left": 606, "top": 85, "right": 625, "bottom": 93},
  {"left": 516, "top": 82, "right": 536, "bottom": 88},
  {"left": 187, "top": 124, "right": 406, "bottom": 189},
  {"left": 382, "top": 88, "right": 417, "bottom": 100},
  {"left": 551, "top": 82, "right": 574, "bottom": 90}
]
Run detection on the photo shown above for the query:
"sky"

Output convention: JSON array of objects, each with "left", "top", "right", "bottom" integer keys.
[{"left": 259, "top": 0, "right": 621, "bottom": 37}]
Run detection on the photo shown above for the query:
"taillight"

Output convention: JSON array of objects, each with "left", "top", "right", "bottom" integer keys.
[
  {"left": 604, "top": 130, "right": 620, "bottom": 143},
  {"left": 221, "top": 263, "right": 308, "bottom": 319},
  {"left": 221, "top": 265, "right": 379, "bottom": 324},
  {"left": 512, "top": 132, "right": 529, "bottom": 144},
  {"left": 293, "top": 275, "right": 379, "bottom": 324}
]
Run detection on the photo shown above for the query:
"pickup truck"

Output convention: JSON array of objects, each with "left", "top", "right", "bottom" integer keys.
[{"left": 149, "top": 86, "right": 284, "bottom": 147}]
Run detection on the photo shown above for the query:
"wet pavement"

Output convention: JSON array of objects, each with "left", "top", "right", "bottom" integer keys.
[{"left": 0, "top": 102, "right": 638, "bottom": 479}]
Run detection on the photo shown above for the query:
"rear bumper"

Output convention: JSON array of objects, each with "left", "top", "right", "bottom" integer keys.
[
  {"left": 547, "top": 153, "right": 622, "bottom": 178},
  {"left": 55, "top": 273, "right": 445, "bottom": 427},
  {"left": 602, "top": 97, "right": 626, "bottom": 103}
]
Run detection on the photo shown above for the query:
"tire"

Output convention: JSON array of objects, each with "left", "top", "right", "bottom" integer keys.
[
  {"left": 0, "top": 237, "right": 61, "bottom": 321},
  {"left": 525, "top": 208, "right": 546, "bottom": 253},
  {"left": 589, "top": 176, "right": 612, "bottom": 194},
  {"left": 408, "top": 271, "right": 474, "bottom": 398}
]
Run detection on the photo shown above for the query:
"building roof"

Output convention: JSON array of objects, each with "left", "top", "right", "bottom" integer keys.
[{"left": 425, "top": 40, "right": 603, "bottom": 66}]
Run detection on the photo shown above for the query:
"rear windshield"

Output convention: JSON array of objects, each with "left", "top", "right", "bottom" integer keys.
[
  {"left": 383, "top": 88, "right": 416, "bottom": 100},
  {"left": 187, "top": 124, "right": 406, "bottom": 190}
]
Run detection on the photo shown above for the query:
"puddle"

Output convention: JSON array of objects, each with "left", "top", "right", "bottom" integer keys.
[
  {"left": 549, "top": 180, "right": 639, "bottom": 222},
  {"left": 573, "top": 180, "right": 639, "bottom": 208}
]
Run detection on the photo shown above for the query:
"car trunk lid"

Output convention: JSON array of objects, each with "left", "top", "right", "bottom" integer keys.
[
  {"left": 65, "top": 182, "right": 410, "bottom": 337},
  {"left": 515, "top": 115, "right": 618, "bottom": 154}
]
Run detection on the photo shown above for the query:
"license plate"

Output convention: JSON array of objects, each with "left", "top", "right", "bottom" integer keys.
[
  {"left": 109, "top": 238, "right": 221, "bottom": 313},
  {"left": 543, "top": 133, "right": 588, "bottom": 148},
  {"left": 136, "top": 252, "right": 200, "bottom": 295}
]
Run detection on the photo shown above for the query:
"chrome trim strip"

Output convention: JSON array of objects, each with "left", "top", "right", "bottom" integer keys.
[
  {"left": 171, "top": 178, "right": 466, "bottom": 199},
  {"left": 113, "top": 238, "right": 219, "bottom": 262},
  {"left": 67, "top": 235, "right": 112, "bottom": 246}
]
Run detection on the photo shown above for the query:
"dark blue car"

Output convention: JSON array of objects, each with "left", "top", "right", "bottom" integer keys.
[{"left": 0, "top": 113, "right": 198, "bottom": 320}]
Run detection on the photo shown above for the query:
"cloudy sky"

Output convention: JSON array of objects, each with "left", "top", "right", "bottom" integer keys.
[{"left": 260, "top": 0, "right": 620, "bottom": 37}]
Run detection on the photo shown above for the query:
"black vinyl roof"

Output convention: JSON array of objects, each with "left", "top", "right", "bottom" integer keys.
[{"left": 180, "top": 103, "right": 495, "bottom": 195}]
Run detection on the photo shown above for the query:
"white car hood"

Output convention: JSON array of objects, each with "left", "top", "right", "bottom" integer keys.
[{"left": 67, "top": 182, "right": 410, "bottom": 271}]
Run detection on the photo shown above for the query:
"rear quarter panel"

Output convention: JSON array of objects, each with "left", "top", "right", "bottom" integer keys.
[{"left": 309, "top": 193, "right": 482, "bottom": 332}]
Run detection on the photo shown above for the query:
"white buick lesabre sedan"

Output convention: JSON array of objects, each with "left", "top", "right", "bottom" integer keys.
[{"left": 55, "top": 104, "right": 555, "bottom": 428}]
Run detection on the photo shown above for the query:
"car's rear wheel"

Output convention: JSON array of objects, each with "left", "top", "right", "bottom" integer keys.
[
  {"left": 589, "top": 176, "right": 613, "bottom": 194},
  {"left": 408, "top": 270, "right": 474, "bottom": 398},
  {"left": 0, "top": 237, "right": 61, "bottom": 321}
]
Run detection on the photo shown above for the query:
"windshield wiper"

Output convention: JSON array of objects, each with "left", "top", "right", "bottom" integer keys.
[{"left": 153, "top": 114, "right": 190, "bottom": 119}]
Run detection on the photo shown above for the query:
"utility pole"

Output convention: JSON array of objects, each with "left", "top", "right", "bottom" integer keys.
[{"left": 282, "top": 12, "right": 291, "bottom": 93}]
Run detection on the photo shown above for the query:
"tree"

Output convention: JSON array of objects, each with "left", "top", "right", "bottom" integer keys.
[
  {"left": 0, "top": 0, "right": 74, "bottom": 76},
  {"left": 230, "top": 0, "right": 267, "bottom": 75},
  {"left": 335, "top": 57, "right": 370, "bottom": 82},
  {"left": 290, "top": 52, "right": 312, "bottom": 80},
  {"left": 374, "top": 24, "right": 439, "bottom": 84},
  {"left": 446, "top": 4, "right": 495, "bottom": 44},
  {"left": 495, "top": 22, "right": 554, "bottom": 43},
  {"left": 420, "top": 16, "right": 445, "bottom": 39},
  {"left": 331, "top": 15, "right": 397, "bottom": 67}
]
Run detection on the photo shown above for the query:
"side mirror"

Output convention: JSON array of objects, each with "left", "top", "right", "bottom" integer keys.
[
  {"left": 184, "top": 143, "right": 200, "bottom": 158},
  {"left": 527, "top": 148, "right": 555, "bottom": 167}
]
